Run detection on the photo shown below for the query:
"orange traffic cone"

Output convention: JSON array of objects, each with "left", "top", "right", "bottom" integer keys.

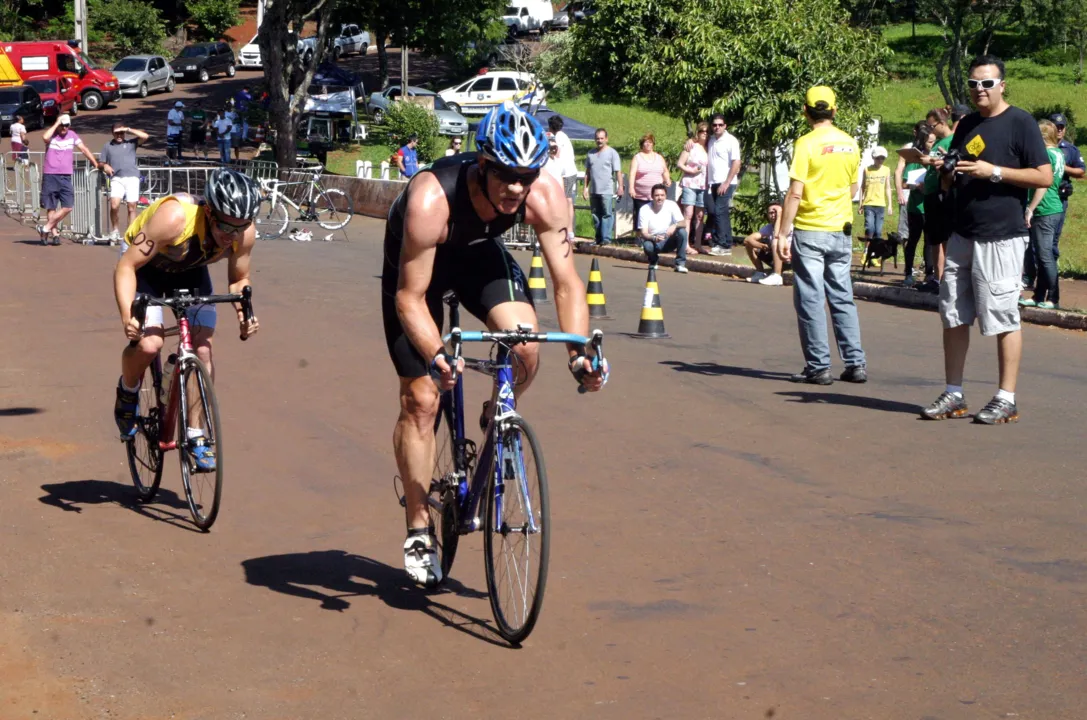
[
  {"left": 632, "top": 265, "right": 669, "bottom": 339},
  {"left": 528, "top": 243, "right": 550, "bottom": 304},
  {"left": 586, "top": 257, "right": 609, "bottom": 319}
]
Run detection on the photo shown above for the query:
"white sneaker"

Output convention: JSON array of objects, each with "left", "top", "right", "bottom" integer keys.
[
  {"left": 758, "top": 273, "right": 783, "bottom": 286},
  {"left": 747, "top": 271, "right": 767, "bottom": 283},
  {"left": 403, "top": 530, "right": 442, "bottom": 588},
  {"left": 708, "top": 246, "right": 729, "bottom": 256},
  {"left": 674, "top": 264, "right": 688, "bottom": 274},
  {"left": 108, "top": 229, "right": 121, "bottom": 242}
]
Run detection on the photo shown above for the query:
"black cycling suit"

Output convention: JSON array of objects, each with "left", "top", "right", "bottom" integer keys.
[{"left": 382, "top": 152, "right": 533, "bottom": 379}]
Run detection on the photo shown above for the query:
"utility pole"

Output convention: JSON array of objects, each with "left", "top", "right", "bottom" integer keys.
[
  {"left": 73, "top": 0, "right": 89, "bottom": 53},
  {"left": 401, "top": 26, "right": 408, "bottom": 91},
  {"left": 257, "top": 0, "right": 264, "bottom": 28}
]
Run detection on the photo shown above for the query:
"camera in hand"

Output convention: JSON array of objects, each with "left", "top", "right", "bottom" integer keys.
[{"left": 940, "top": 149, "right": 977, "bottom": 175}]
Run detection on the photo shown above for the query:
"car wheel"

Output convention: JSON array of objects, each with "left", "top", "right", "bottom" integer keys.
[
  {"left": 82, "top": 90, "right": 104, "bottom": 111},
  {"left": 199, "top": 68, "right": 209, "bottom": 82},
  {"left": 304, "top": 51, "right": 313, "bottom": 66},
  {"left": 333, "top": 46, "right": 342, "bottom": 61},
  {"left": 138, "top": 82, "right": 148, "bottom": 98},
  {"left": 166, "top": 77, "right": 175, "bottom": 92},
  {"left": 359, "top": 43, "right": 367, "bottom": 56},
  {"left": 373, "top": 108, "right": 384, "bottom": 123},
  {"left": 447, "top": 102, "right": 461, "bottom": 114},
  {"left": 226, "top": 64, "right": 236, "bottom": 77}
]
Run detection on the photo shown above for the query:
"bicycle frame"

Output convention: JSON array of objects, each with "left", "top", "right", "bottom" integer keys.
[
  {"left": 153, "top": 314, "right": 200, "bottom": 452},
  {"left": 261, "top": 171, "right": 325, "bottom": 214}
]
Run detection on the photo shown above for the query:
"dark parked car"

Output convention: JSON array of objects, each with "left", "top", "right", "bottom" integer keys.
[
  {"left": 0, "top": 85, "right": 44, "bottom": 135},
  {"left": 170, "top": 42, "right": 236, "bottom": 83}
]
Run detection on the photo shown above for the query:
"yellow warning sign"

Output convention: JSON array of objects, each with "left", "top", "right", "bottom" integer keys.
[{"left": 966, "top": 134, "right": 986, "bottom": 158}]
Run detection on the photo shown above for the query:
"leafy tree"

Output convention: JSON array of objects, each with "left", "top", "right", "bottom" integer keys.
[
  {"left": 567, "top": 0, "right": 890, "bottom": 192},
  {"left": 97, "top": 0, "right": 166, "bottom": 55},
  {"left": 920, "top": 0, "right": 1019, "bottom": 105},
  {"left": 0, "top": 0, "right": 42, "bottom": 41},
  {"left": 185, "top": 0, "right": 240, "bottom": 40}
]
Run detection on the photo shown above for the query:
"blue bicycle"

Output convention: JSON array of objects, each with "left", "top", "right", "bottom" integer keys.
[{"left": 426, "top": 293, "right": 605, "bottom": 644}]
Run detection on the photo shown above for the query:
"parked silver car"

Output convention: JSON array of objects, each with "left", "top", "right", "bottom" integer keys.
[
  {"left": 113, "top": 55, "right": 175, "bottom": 97},
  {"left": 366, "top": 85, "right": 468, "bottom": 136}
]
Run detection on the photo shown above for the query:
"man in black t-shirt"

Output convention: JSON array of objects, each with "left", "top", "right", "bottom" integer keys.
[{"left": 922, "top": 55, "right": 1052, "bottom": 425}]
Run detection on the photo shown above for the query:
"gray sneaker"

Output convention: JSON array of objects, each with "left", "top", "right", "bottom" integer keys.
[
  {"left": 973, "top": 397, "right": 1019, "bottom": 425},
  {"left": 790, "top": 367, "right": 833, "bottom": 385},
  {"left": 921, "top": 391, "right": 968, "bottom": 420}
]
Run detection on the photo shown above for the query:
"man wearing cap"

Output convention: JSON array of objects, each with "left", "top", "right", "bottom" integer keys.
[
  {"left": 859, "top": 145, "right": 893, "bottom": 243},
  {"left": 100, "top": 123, "right": 149, "bottom": 243},
  {"left": 396, "top": 134, "right": 419, "bottom": 178},
  {"left": 166, "top": 100, "right": 185, "bottom": 164},
  {"left": 1048, "top": 112, "right": 1084, "bottom": 260},
  {"left": 922, "top": 55, "right": 1052, "bottom": 425},
  {"left": 774, "top": 86, "right": 867, "bottom": 385},
  {"left": 38, "top": 113, "right": 99, "bottom": 244}
]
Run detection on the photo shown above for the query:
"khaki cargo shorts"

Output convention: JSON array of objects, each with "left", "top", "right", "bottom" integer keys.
[{"left": 939, "top": 233, "right": 1028, "bottom": 336}]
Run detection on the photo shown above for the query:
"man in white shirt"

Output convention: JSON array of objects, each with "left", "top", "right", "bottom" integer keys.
[
  {"left": 704, "top": 114, "right": 742, "bottom": 256},
  {"left": 548, "top": 114, "right": 579, "bottom": 242},
  {"left": 166, "top": 100, "right": 185, "bottom": 164},
  {"left": 638, "top": 184, "right": 688, "bottom": 273}
]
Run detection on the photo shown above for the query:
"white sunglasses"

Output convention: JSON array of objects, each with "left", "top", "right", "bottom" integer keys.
[{"left": 967, "top": 78, "right": 1002, "bottom": 90}]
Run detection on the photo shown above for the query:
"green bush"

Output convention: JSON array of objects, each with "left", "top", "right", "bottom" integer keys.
[
  {"left": 96, "top": 0, "right": 166, "bottom": 56},
  {"left": 186, "top": 0, "right": 239, "bottom": 40},
  {"left": 378, "top": 100, "right": 442, "bottom": 164},
  {"left": 534, "top": 32, "right": 582, "bottom": 102}
]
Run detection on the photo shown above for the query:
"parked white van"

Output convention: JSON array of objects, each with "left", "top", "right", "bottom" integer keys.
[{"left": 503, "top": 1, "right": 555, "bottom": 34}]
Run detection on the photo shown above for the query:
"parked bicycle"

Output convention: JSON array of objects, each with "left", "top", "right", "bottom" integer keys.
[
  {"left": 412, "top": 292, "right": 606, "bottom": 645},
  {"left": 254, "top": 164, "right": 353, "bottom": 239},
  {"left": 125, "top": 286, "right": 254, "bottom": 531}
]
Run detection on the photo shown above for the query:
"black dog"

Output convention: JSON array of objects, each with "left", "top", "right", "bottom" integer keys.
[{"left": 860, "top": 232, "right": 901, "bottom": 274}]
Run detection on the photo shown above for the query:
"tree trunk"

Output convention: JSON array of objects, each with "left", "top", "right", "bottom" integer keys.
[
  {"left": 376, "top": 31, "right": 389, "bottom": 88},
  {"left": 1078, "top": 32, "right": 1085, "bottom": 84},
  {"left": 935, "top": 48, "right": 953, "bottom": 106}
]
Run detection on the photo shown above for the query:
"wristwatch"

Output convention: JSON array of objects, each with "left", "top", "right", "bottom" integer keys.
[{"left": 990, "top": 166, "right": 1003, "bottom": 183}]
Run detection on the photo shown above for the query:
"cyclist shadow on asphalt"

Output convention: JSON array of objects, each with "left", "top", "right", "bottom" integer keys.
[
  {"left": 241, "top": 550, "right": 509, "bottom": 647},
  {"left": 38, "top": 479, "right": 204, "bottom": 533}
]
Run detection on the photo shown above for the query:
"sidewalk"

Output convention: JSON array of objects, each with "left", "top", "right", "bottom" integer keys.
[{"left": 573, "top": 240, "right": 1087, "bottom": 332}]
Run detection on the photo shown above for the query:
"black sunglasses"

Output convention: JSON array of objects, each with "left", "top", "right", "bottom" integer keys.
[
  {"left": 489, "top": 164, "right": 540, "bottom": 187},
  {"left": 711, "top": 123, "right": 724, "bottom": 128},
  {"left": 967, "top": 78, "right": 1001, "bottom": 90},
  {"left": 209, "top": 211, "right": 252, "bottom": 236}
]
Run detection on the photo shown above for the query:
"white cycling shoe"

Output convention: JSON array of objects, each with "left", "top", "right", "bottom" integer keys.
[{"left": 404, "top": 529, "right": 442, "bottom": 588}]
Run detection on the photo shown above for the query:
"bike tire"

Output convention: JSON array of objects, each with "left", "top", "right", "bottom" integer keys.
[
  {"left": 314, "top": 188, "right": 353, "bottom": 230},
  {"left": 431, "top": 394, "right": 459, "bottom": 580},
  {"left": 483, "top": 415, "right": 549, "bottom": 645},
  {"left": 255, "top": 197, "right": 289, "bottom": 239},
  {"left": 126, "top": 358, "right": 164, "bottom": 502},
  {"left": 177, "top": 358, "right": 224, "bottom": 531}
]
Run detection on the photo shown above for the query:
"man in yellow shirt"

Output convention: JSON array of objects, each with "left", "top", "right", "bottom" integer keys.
[{"left": 774, "top": 86, "right": 867, "bottom": 385}]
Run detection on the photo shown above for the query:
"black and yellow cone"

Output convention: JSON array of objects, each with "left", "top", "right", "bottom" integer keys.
[
  {"left": 528, "top": 243, "right": 550, "bottom": 304},
  {"left": 633, "top": 265, "right": 670, "bottom": 339},
  {"left": 586, "top": 257, "right": 609, "bottom": 319}
]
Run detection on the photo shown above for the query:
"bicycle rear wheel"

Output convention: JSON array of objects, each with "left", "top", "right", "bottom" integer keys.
[
  {"left": 430, "top": 394, "right": 459, "bottom": 580},
  {"left": 484, "top": 416, "right": 549, "bottom": 645},
  {"left": 177, "top": 358, "right": 224, "bottom": 531},
  {"left": 315, "top": 189, "right": 353, "bottom": 230},
  {"left": 255, "top": 197, "right": 289, "bottom": 239},
  {"left": 126, "top": 359, "right": 164, "bottom": 502}
]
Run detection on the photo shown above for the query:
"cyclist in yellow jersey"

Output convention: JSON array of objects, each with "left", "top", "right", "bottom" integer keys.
[{"left": 113, "top": 168, "right": 262, "bottom": 470}]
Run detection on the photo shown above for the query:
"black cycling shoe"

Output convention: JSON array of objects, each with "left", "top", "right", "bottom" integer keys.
[
  {"left": 790, "top": 368, "right": 833, "bottom": 385},
  {"left": 973, "top": 397, "right": 1019, "bottom": 425},
  {"left": 921, "top": 391, "right": 968, "bottom": 420},
  {"left": 839, "top": 365, "right": 868, "bottom": 383},
  {"left": 115, "top": 381, "right": 139, "bottom": 438}
]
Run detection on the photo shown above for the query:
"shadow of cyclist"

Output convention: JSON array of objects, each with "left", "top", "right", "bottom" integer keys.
[
  {"left": 38, "top": 479, "right": 202, "bottom": 533},
  {"left": 241, "top": 550, "right": 509, "bottom": 647}
]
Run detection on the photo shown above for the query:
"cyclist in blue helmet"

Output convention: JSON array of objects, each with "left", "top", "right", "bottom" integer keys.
[{"left": 381, "top": 100, "right": 608, "bottom": 587}]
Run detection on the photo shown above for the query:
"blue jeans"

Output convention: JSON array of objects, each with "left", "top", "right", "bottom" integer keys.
[
  {"left": 1030, "top": 212, "right": 1062, "bottom": 305},
  {"left": 705, "top": 183, "right": 735, "bottom": 248},
  {"left": 1053, "top": 198, "right": 1068, "bottom": 258},
  {"left": 590, "top": 194, "right": 614, "bottom": 245},
  {"left": 791, "top": 229, "right": 866, "bottom": 372},
  {"left": 863, "top": 206, "right": 885, "bottom": 238},
  {"left": 218, "top": 139, "right": 231, "bottom": 163},
  {"left": 642, "top": 227, "right": 688, "bottom": 266}
]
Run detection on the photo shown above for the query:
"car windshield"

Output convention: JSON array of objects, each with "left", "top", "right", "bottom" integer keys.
[
  {"left": 113, "top": 58, "right": 147, "bottom": 72},
  {"left": 27, "top": 79, "right": 57, "bottom": 93},
  {"left": 178, "top": 46, "right": 208, "bottom": 58},
  {"left": 78, "top": 51, "right": 99, "bottom": 70},
  {"left": 432, "top": 95, "right": 450, "bottom": 111},
  {"left": 0, "top": 89, "right": 23, "bottom": 103},
  {"left": 505, "top": 6, "right": 519, "bottom": 14}
]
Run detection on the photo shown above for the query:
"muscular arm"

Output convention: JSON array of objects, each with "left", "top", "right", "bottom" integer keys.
[
  {"left": 396, "top": 174, "right": 450, "bottom": 363},
  {"left": 528, "top": 174, "right": 588, "bottom": 361},
  {"left": 894, "top": 156, "right": 906, "bottom": 202},
  {"left": 113, "top": 201, "right": 187, "bottom": 326},
  {"left": 76, "top": 140, "right": 98, "bottom": 167}
]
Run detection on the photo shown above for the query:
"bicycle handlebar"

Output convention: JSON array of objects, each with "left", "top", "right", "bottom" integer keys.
[{"left": 128, "top": 286, "right": 254, "bottom": 347}]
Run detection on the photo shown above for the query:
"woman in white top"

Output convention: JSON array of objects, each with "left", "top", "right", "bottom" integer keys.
[
  {"left": 676, "top": 122, "right": 709, "bottom": 255},
  {"left": 543, "top": 138, "right": 564, "bottom": 181},
  {"left": 9, "top": 115, "right": 29, "bottom": 162},
  {"left": 444, "top": 136, "right": 463, "bottom": 156}
]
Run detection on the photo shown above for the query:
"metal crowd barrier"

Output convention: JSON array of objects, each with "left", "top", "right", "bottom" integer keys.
[{"left": 2, "top": 151, "right": 44, "bottom": 221}]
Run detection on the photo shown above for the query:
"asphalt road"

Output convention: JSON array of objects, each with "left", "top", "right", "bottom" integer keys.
[{"left": 2, "top": 206, "right": 1086, "bottom": 718}]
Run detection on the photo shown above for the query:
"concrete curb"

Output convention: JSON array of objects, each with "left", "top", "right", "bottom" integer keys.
[{"left": 572, "top": 242, "right": 1087, "bottom": 333}]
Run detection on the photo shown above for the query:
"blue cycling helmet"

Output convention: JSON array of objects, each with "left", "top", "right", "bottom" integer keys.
[{"left": 476, "top": 101, "right": 549, "bottom": 171}]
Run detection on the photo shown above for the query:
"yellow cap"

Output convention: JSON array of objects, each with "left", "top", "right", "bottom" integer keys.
[{"left": 805, "top": 86, "right": 837, "bottom": 111}]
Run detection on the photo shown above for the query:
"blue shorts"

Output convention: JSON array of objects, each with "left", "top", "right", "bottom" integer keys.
[
  {"left": 679, "top": 186, "right": 704, "bottom": 208},
  {"left": 41, "top": 174, "right": 74, "bottom": 210}
]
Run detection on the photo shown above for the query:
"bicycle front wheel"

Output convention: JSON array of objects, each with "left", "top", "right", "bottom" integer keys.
[
  {"left": 484, "top": 416, "right": 549, "bottom": 645},
  {"left": 177, "top": 358, "right": 224, "bottom": 531},
  {"left": 430, "top": 394, "right": 459, "bottom": 580},
  {"left": 315, "top": 189, "right": 353, "bottom": 230},
  {"left": 255, "top": 197, "right": 289, "bottom": 239},
  {"left": 126, "top": 359, "right": 164, "bottom": 502}
]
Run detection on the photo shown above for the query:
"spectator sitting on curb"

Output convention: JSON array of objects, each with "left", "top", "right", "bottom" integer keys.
[
  {"left": 743, "top": 202, "right": 789, "bottom": 286},
  {"left": 639, "top": 183, "right": 688, "bottom": 273}
]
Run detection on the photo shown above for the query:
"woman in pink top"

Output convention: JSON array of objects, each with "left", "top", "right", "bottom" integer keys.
[
  {"left": 676, "top": 122, "right": 709, "bottom": 254},
  {"left": 628, "top": 134, "right": 670, "bottom": 232}
]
